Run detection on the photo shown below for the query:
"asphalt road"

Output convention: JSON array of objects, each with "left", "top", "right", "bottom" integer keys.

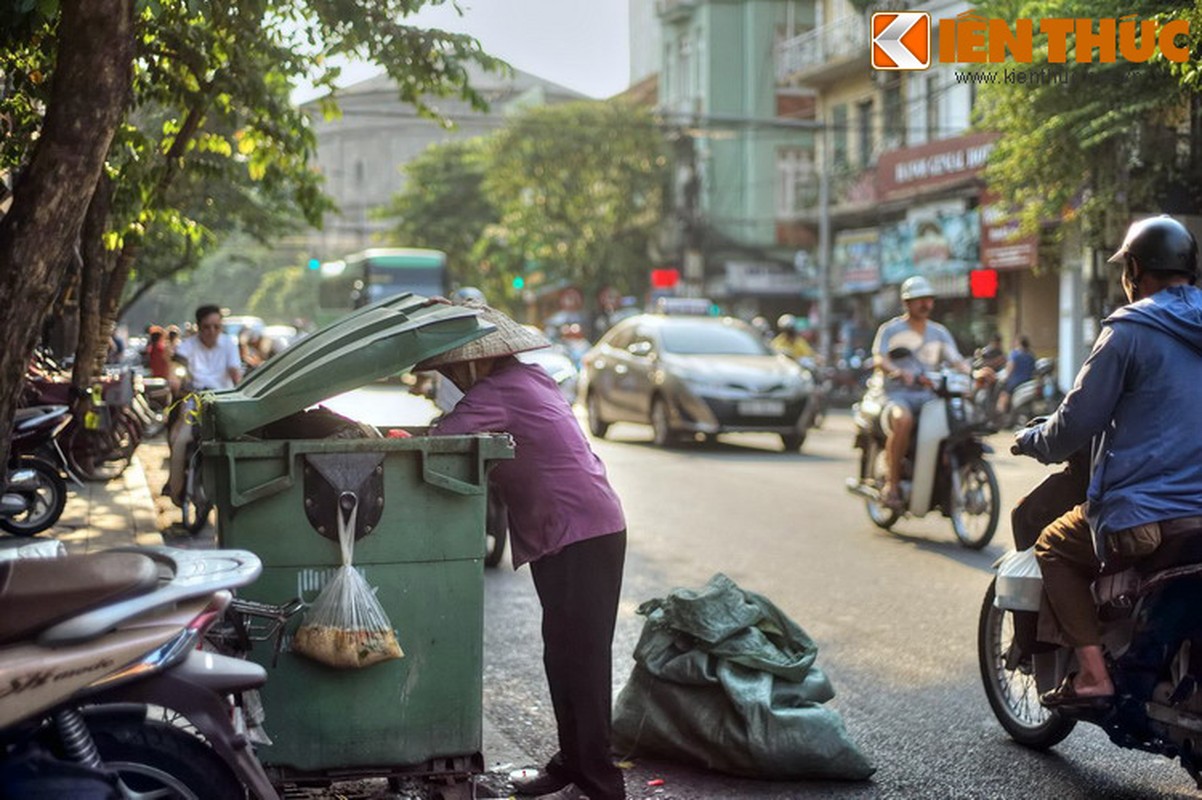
[
  {"left": 303, "top": 386, "right": 1202, "bottom": 799},
  {"left": 481, "top": 408, "right": 1200, "bottom": 800}
]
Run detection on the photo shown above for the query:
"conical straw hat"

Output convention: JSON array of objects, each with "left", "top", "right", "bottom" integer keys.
[{"left": 416, "top": 303, "right": 550, "bottom": 369}]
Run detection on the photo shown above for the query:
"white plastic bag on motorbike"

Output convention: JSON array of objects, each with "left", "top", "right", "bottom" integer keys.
[
  {"left": 292, "top": 495, "right": 403, "bottom": 669},
  {"left": 994, "top": 547, "right": 1043, "bottom": 612}
]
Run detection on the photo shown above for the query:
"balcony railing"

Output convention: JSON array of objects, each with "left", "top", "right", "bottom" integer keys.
[
  {"left": 656, "top": 0, "right": 697, "bottom": 20},
  {"left": 776, "top": 14, "right": 869, "bottom": 83}
]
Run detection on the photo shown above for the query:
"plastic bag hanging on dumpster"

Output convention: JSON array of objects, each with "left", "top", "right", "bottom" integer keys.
[
  {"left": 292, "top": 492, "right": 403, "bottom": 669},
  {"left": 612, "top": 573, "right": 874, "bottom": 781}
]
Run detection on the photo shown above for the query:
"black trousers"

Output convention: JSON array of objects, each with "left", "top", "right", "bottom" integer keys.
[{"left": 530, "top": 530, "right": 627, "bottom": 800}]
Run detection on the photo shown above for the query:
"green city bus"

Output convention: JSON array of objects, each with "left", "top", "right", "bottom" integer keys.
[{"left": 316, "top": 248, "right": 449, "bottom": 328}]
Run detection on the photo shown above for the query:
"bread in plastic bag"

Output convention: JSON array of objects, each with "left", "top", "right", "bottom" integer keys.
[{"left": 292, "top": 493, "right": 403, "bottom": 669}]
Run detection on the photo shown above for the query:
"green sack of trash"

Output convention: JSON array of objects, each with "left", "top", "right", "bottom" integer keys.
[{"left": 612, "top": 573, "right": 874, "bottom": 781}]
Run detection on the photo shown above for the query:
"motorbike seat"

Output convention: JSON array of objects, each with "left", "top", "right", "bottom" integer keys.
[
  {"left": 1138, "top": 524, "right": 1202, "bottom": 575},
  {"left": 0, "top": 552, "right": 159, "bottom": 644},
  {"left": 12, "top": 405, "right": 69, "bottom": 431}
]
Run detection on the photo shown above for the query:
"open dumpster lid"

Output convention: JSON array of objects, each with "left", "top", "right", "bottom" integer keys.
[{"left": 201, "top": 293, "right": 491, "bottom": 440}]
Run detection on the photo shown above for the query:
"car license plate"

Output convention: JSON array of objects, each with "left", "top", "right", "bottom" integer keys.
[{"left": 738, "top": 400, "right": 784, "bottom": 416}]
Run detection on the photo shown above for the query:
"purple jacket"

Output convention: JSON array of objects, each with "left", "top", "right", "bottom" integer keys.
[{"left": 430, "top": 359, "right": 626, "bottom": 568}]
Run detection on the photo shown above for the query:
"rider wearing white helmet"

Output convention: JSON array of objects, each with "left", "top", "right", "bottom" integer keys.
[{"left": 870, "top": 275, "right": 969, "bottom": 509}]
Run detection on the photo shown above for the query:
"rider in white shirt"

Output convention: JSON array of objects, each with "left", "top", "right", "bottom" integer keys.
[
  {"left": 174, "top": 306, "right": 241, "bottom": 390},
  {"left": 167, "top": 305, "right": 242, "bottom": 504}
]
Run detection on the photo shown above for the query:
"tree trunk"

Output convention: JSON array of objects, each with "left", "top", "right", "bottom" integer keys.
[
  {"left": 72, "top": 173, "right": 115, "bottom": 402},
  {"left": 0, "top": 0, "right": 134, "bottom": 470}
]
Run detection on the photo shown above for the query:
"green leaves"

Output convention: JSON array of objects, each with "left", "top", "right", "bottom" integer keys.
[
  {"left": 974, "top": 0, "right": 1200, "bottom": 246},
  {"left": 379, "top": 100, "right": 667, "bottom": 308}
]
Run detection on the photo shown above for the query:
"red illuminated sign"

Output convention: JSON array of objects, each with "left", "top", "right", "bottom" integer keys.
[
  {"left": 970, "top": 268, "right": 999, "bottom": 298},
  {"left": 650, "top": 269, "right": 680, "bottom": 289}
]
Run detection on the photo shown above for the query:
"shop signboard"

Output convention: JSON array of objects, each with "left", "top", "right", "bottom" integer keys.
[
  {"left": 832, "top": 228, "right": 881, "bottom": 294},
  {"left": 877, "top": 131, "right": 998, "bottom": 201},
  {"left": 980, "top": 195, "right": 1039, "bottom": 270},
  {"left": 879, "top": 205, "right": 981, "bottom": 285},
  {"left": 721, "top": 261, "right": 808, "bottom": 297}
]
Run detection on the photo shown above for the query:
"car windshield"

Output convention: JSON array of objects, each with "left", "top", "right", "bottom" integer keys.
[{"left": 659, "top": 321, "right": 770, "bottom": 356}]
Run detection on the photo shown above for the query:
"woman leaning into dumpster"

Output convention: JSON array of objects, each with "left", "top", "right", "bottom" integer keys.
[{"left": 416, "top": 303, "right": 628, "bottom": 800}]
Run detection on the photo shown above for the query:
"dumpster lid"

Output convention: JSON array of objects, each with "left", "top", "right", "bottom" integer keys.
[{"left": 201, "top": 293, "right": 493, "bottom": 439}]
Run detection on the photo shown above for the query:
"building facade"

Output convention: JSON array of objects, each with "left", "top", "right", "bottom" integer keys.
[
  {"left": 656, "top": 0, "right": 820, "bottom": 322},
  {"left": 776, "top": 0, "right": 1059, "bottom": 361},
  {"left": 302, "top": 65, "right": 584, "bottom": 262}
]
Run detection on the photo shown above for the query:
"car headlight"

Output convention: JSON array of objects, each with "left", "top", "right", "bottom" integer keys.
[
  {"left": 784, "top": 370, "right": 814, "bottom": 394},
  {"left": 678, "top": 371, "right": 725, "bottom": 391}
]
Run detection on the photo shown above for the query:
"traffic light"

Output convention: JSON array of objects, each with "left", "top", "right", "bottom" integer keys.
[
  {"left": 512, "top": 275, "right": 525, "bottom": 290},
  {"left": 307, "top": 258, "right": 321, "bottom": 271}
]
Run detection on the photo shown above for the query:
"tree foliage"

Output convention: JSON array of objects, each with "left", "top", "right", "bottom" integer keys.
[
  {"left": 377, "top": 137, "right": 499, "bottom": 294},
  {"left": 0, "top": 0, "right": 503, "bottom": 469},
  {"left": 378, "top": 100, "right": 669, "bottom": 311},
  {"left": 480, "top": 100, "right": 668, "bottom": 307},
  {"left": 973, "top": 0, "right": 1201, "bottom": 247}
]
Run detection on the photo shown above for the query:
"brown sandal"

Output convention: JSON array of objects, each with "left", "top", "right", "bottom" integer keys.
[{"left": 1040, "top": 672, "right": 1113, "bottom": 710}]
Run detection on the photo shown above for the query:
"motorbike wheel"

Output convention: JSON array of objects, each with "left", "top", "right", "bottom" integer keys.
[
  {"left": 0, "top": 457, "right": 67, "bottom": 536},
  {"left": 180, "top": 454, "right": 212, "bottom": 535},
  {"left": 586, "top": 391, "right": 609, "bottom": 438},
  {"left": 864, "top": 445, "right": 900, "bottom": 530},
  {"left": 949, "top": 457, "right": 1000, "bottom": 549},
  {"left": 89, "top": 716, "right": 245, "bottom": 800},
  {"left": 484, "top": 489, "right": 507, "bottom": 568},
  {"left": 67, "top": 421, "right": 134, "bottom": 483},
  {"left": 978, "top": 579, "right": 1076, "bottom": 748}
]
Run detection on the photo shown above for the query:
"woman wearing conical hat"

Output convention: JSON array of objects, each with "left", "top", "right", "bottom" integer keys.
[{"left": 418, "top": 303, "right": 627, "bottom": 800}]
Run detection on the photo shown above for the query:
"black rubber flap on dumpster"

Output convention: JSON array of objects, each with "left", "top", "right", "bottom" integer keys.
[
  {"left": 202, "top": 293, "right": 493, "bottom": 440},
  {"left": 303, "top": 452, "right": 385, "bottom": 542}
]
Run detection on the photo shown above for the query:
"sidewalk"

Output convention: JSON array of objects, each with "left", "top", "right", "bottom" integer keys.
[{"left": 48, "top": 449, "right": 164, "bottom": 553}]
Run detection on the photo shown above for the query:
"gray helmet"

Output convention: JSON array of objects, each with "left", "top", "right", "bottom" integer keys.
[
  {"left": 900, "top": 275, "right": 935, "bottom": 301},
  {"left": 1107, "top": 215, "right": 1198, "bottom": 279},
  {"left": 451, "top": 286, "right": 487, "bottom": 305}
]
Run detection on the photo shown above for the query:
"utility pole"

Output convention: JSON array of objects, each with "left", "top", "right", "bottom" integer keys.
[{"left": 816, "top": 127, "right": 832, "bottom": 363}]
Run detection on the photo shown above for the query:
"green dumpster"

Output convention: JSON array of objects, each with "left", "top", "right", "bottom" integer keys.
[{"left": 198, "top": 293, "right": 515, "bottom": 787}]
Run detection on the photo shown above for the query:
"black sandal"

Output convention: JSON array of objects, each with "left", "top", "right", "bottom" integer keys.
[{"left": 1040, "top": 672, "right": 1113, "bottom": 710}]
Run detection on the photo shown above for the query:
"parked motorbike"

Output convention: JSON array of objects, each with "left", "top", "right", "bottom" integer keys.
[
  {"left": 828, "top": 349, "right": 872, "bottom": 409},
  {"left": 1006, "top": 356, "right": 1063, "bottom": 428},
  {"left": 0, "top": 457, "right": 66, "bottom": 537},
  {"left": 10, "top": 403, "right": 82, "bottom": 485},
  {"left": 24, "top": 355, "right": 140, "bottom": 483},
  {"left": 845, "top": 353, "right": 1000, "bottom": 549},
  {"left": 0, "top": 545, "right": 279, "bottom": 799},
  {"left": 980, "top": 478, "right": 1202, "bottom": 786}
]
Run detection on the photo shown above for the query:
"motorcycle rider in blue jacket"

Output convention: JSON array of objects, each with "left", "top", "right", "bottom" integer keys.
[{"left": 1014, "top": 215, "right": 1202, "bottom": 709}]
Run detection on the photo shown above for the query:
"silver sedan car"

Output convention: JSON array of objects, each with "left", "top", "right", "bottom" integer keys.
[{"left": 578, "top": 313, "right": 816, "bottom": 452}]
